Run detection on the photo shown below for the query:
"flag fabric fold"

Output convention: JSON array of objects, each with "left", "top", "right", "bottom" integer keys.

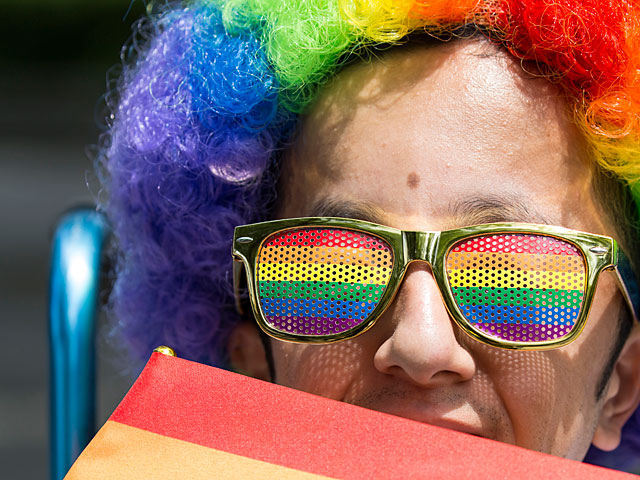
[{"left": 66, "top": 352, "right": 635, "bottom": 479}]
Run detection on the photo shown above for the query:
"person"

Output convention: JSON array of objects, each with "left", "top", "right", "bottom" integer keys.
[{"left": 98, "top": 0, "right": 640, "bottom": 471}]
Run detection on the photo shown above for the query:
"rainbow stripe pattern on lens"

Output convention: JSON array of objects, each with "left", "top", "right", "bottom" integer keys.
[
  {"left": 445, "top": 233, "right": 586, "bottom": 343},
  {"left": 256, "top": 227, "right": 393, "bottom": 335}
]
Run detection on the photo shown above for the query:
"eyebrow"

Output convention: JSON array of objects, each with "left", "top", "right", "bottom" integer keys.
[
  {"left": 307, "top": 198, "right": 386, "bottom": 224},
  {"left": 307, "top": 195, "right": 551, "bottom": 228},
  {"left": 448, "top": 195, "right": 552, "bottom": 226}
]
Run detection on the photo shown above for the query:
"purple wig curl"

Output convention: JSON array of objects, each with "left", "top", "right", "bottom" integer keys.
[{"left": 102, "top": 4, "right": 293, "bottom": 367}]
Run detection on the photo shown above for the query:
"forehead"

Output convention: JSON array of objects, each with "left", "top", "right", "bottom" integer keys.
[{"left": 277, "top": 39, "right": 609, "bottom": 236}]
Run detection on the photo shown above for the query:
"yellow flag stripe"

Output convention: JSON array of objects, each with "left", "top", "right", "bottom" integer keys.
[
  {"left": 447, "top": 269, "right": 585, "bottom": 290},
  {"left": 258, "top": 263, "right": 392, "bottom": 284}
]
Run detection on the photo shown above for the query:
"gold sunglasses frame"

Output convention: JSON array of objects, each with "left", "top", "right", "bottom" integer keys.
[{"left": 232, "top": 217, "right": 638, "bottom": 350}]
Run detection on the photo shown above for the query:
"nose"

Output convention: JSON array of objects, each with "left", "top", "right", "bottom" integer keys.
[{"left": 373, "top": 261, "right": 476, "bottom": 387}]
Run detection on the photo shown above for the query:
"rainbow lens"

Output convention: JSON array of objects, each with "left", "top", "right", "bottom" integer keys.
[
  {"left": 445, "top": 233, "right": 586, "bottom": 343},
  {"left": 256, "top": 227, "right": 394, "bottom": 336}
]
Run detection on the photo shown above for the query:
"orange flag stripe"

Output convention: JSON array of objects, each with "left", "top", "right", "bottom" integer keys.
[{"left": 66, "top": 421, "right": 333, "bottom": 479}]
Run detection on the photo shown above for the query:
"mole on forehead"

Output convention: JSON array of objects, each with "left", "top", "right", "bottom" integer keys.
[{"left": 406, "top": 172, "right": 420, "bottom": 190}]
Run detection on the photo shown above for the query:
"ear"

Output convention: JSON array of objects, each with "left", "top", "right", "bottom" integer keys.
[
  {"left": 592, "top": 324, "right": 640, "bottom": 451},
  {"left": 227, "top": 321, "right": 271, "bottom": 382}
]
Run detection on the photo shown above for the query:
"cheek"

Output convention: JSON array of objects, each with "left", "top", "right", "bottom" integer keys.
[
  {"left": 272, "top": 341, "right": 370, "bottom": 400},
  {"left": 482, "top": 350, "right": 558, "bottom": 448},
  {"left": 481, "top": 346, "right": 597, "bottom": 458}
]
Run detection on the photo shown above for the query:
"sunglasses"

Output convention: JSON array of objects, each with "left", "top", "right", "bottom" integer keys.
[{"left": 232, "top": 218, "right": 639, "bottom": 350}]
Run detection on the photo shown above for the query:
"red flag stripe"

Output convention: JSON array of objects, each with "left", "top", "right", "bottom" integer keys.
[{"left": 108, "top": 353, "right": 634, "bottom": 480}]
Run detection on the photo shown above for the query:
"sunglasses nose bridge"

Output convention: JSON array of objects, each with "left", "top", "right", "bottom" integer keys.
[{"left": 402, "top": 231, "right": 438, "bottom": 266}]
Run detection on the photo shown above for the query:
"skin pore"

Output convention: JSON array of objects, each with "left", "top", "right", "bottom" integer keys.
[{"left": 229, "top": 38, "right": 640, "bottom": 460}]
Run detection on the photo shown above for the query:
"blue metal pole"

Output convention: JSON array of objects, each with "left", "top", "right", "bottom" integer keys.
[{"left": 49, "top": 208, "right": 108, "bottom": 480}]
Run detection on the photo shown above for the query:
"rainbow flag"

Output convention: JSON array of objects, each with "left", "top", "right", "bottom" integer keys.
[{"left": 66, "top": 352, "right": 634, "bottom": 479}]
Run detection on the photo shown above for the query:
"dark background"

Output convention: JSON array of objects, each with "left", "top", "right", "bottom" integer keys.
[{"left": 1, "top": 1, "right": 144, "bottom": 477}]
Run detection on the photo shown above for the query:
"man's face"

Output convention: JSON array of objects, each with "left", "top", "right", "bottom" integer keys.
[{"left": 267, "top": 39, "right": 626, "bottom": 460}]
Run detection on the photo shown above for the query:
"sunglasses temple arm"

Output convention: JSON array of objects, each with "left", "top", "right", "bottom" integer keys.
[
  {"left": 615, "top": 248, "right": 640, "bottom": 322},
  {"left": 233, "top": 258, "right": 247, "bottom": 315}
]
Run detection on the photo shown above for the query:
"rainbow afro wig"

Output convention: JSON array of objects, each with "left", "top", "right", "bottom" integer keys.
[{"left": 100, "top": 0, "right": 640, "bottom": 470}]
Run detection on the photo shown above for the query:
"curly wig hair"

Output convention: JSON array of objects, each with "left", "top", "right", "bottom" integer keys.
[{"left": 98, "top": 0, "right": 640, "bottom": 470}]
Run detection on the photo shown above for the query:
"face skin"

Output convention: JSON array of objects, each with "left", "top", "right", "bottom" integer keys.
[{"left": 229, "top": 39, "right": 640, "bottom": 461}]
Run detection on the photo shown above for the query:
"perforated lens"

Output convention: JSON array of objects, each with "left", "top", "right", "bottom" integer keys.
[
  {"left": 256, "top": 227, "right": 394, "bottom": 336},
  {"left": 445, "top": 233, "right": 586, "bottom": 343}
]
